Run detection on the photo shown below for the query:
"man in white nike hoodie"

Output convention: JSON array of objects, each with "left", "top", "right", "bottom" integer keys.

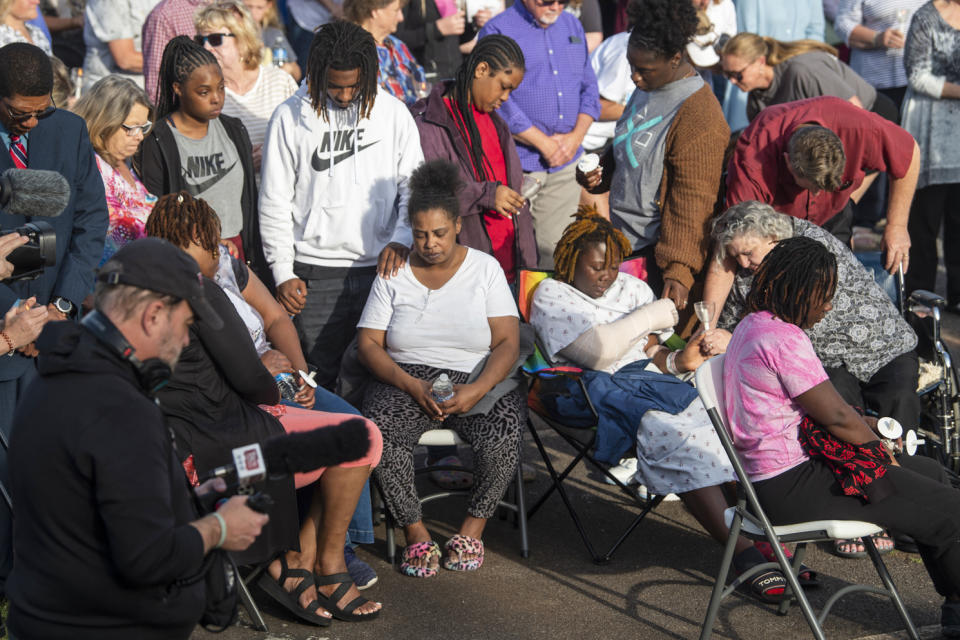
[{"left": 260, "top": 21, "right": 424, "bottom": 388}]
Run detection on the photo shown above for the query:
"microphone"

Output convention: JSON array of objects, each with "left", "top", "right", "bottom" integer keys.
[
  {"left": 0, "top": 168, "right": 71, "bottom": 218},
  {"left": 206, "top": 418, "right": 371, "bottom": 484}
]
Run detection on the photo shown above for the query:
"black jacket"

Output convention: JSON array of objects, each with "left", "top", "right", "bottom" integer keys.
[
  {"left": 133, "top": 115, "right": 273, "bottom": 290},
  {"left": 396, "top": 0, "right": 464, "bottom": 80},
  {"left": 157, "top": 279, "right": 298, "bottom": 564},
  {"left": 6, "top": 322, "right": 205, "bottom": 640}
]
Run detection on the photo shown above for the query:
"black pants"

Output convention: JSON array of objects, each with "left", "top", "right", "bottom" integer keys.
[
  {"left": 821, "top": 201, "right": 855, "bottom": 247},
  {"left": 905, "top": 183, "right": 960, "bottom": 306},
  {"left": 824, "top": 350, "right": 921, "bottom": 427},
  {"left": 755, "top": 454, "right": 960, "bottom": 598}
]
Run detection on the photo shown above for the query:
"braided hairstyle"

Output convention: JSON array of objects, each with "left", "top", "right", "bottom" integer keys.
[
  {"left": 154, "top": 36, "right": 220, "bottom": 119},
  {"left": 745, "top": 236, "right": 838, "bottom": 328},
  {"left": 449, "top": 35, "right": 524, "bottom": 183},
  {"left": 553, "top": 205, "right": 632, "bottom": 284},
  {"left": 408, "top": 159, "right": 463, "bottom": 222},
  {"left": 305, "top": 21, "right": 379, "bottom": 122},
  {"left": 628, "top": 0, "right": 698, "bottom": 58},
  {"left": 145, "top": 191, "right": 222, "bottom": 259}
]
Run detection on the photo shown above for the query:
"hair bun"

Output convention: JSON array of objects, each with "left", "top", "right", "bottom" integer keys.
[{"left": 410, "top": 159, "right": 463, "bottom": 199}]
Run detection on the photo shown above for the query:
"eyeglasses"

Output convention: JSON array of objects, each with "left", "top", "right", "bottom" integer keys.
[
  {"left": 120, "top": 120, "right": 153, "bottom": 137},
  {"left": 3, "top": 97, "right": 56, "bottom": 123},
  {"left": 533, "top": 0, "right": 569, "bottom": 6},
  {"left": 194, "top": 32, "right": 236, "bottom": 47},
  {"left": 722, "top": 60, "right": 754, "bottom": 83}
]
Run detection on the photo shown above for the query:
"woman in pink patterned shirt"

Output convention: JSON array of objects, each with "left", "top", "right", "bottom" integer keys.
[{"left": 72, "top": 75, "right": 156, "bottom": 266}]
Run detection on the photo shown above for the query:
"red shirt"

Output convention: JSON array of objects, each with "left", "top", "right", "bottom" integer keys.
[
  {"left": 444, "top": 98, "right": 516, "bottom": 282},
  {"left": 725, "top": 96, "right": 916, "bottom": 226}
]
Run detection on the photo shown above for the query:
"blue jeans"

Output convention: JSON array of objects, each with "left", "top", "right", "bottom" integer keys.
[{"left": 281, "top": 384, "right": 374, "bottom": 544}]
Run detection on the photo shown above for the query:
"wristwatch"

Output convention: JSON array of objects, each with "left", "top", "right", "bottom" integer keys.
[{"left": 52, "top": 296, "right": 75, "bottom": 318}]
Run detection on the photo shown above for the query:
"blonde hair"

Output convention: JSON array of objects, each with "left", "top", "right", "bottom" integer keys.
[
  {"left": 195, "top": 1, "right": 263, "bottom": 70},
  {"left": 49, "top": 55, "right": 74, "bottom": 107},
  {"left": 0, "top": 0, "right": 13, "bottom": 20},
  {"left": 722, "top": 32, "right": 837, "bottom": 66},
  {"left": 71, "top": 75, "right": 153, "bottom": 167}
]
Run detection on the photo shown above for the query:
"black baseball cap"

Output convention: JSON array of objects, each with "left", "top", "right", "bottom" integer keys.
[{"left": 97, "top": 238, "right": 223, "bottom": 329}]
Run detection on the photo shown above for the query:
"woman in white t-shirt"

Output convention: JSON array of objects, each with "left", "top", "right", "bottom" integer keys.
[
  {"left": 357, "top": 159, "right": 522, "bottom": 578},
  {"left": 195, "top": 1, "right": 298, "bottom": 173}
]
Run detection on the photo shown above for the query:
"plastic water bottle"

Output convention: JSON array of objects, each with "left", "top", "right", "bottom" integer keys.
[
  {"left": 431, "top": 373, "right": 455, "bottom": 403},
  {"left": 272, "top": 36, "right": 288, "bottom": 67},
  {"left": 274, "top": 372, "right": 298, "bottom": 401}
]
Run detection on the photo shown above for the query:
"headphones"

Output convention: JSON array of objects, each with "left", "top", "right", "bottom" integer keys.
[{"left": 81, "top": 310, "right": 172, "bottom": 397}]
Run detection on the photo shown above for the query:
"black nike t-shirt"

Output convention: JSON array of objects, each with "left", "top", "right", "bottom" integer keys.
[{"left": 172, "top": 118, "right": 244, "bottom": 237}]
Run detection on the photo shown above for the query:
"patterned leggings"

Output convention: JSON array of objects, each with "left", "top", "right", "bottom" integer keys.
[{"left": 363, "top": 363, "right": 525, "bottom": 527}]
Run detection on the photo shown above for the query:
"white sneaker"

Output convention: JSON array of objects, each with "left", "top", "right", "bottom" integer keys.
[{"left": 603, "top": 458, "right": 639, "bottom": 485}]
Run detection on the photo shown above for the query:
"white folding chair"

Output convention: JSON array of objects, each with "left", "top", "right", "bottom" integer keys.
[{"left": 694, "top": 354, "right": 920, "bottom": 640}]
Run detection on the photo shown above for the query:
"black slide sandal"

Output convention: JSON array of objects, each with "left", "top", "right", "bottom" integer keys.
[
  {"left": 257, "top": 556, "right": 332, "bottom": 627},
  {"left": 314, "top": 572, "right": 381, "bottom": 622}
]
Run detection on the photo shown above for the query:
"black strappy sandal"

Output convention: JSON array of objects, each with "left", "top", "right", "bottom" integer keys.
[
  {"left": 257, "top": 555, "right": 332, "bottom": 627},
  {"left": 314, "top": 572, "right": 381, "bottom": 622}
]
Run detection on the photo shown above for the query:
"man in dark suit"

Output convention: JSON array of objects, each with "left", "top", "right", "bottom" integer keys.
[{"left": 0, "top": 42, "right": 108, "bottom": 589}]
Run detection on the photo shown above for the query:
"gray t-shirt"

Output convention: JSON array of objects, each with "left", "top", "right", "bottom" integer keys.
[
  {"left": 747, "top": 51, "right": 877, "bottom": 121},
  {"left": 81, "top": 0, "right": 159, "bottom": 90},
  {"left": 171, "top": 118, "right": 245, "bottom": 238},
  {"left": 610, "top": 74, "right": 703, "bottom": 251}
]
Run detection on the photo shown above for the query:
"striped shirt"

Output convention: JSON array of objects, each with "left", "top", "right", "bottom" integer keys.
[
  {"left": 834, "top": 0, "right": 927, "bottom": 89},
  {"left": 223, "top": 65, "right": 297, "bottom": 174}
]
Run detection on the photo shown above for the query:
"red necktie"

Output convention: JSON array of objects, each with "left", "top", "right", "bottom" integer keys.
[{"left": 9, "top": 135, "right": 27, "bottom": 169}]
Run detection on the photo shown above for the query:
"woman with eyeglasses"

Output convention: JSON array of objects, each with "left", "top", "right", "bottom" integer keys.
[
  {"left": 0, "top": 0, "right": 52, "bottom": 53},
  {"left": 719, "top": 33, "right": 892, "bottom": 122},
  {"left": 194, "top": 1, "right": 297, "bottom": 174},
  {"left": 134, "top": 35, "right": 270, "bottom": 284},
  {"left": 71, "top": 75, "right": 157, "bottom": 265}
]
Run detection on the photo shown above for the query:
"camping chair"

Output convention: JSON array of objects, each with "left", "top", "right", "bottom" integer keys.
[
  {"left": 380, "top": 428, "right": 529, "bottom": 563},
  {"left": 694, "top": 354, "right": 920, "bottom": 640},
  {"left": 516, "top": 268, "right": 665, "bottom": 565}
]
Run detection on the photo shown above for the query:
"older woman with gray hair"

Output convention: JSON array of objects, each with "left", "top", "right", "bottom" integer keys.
[
  {"left": 709, "top": 201, "right": 918, "bottom": 425},
  {"left": 707, "top": 200, "right": 922, "bottom": 558}
]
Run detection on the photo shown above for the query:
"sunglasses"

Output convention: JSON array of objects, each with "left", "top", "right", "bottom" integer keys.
[
  {"left": 534, "top": 0, "right": 569, "bottom": 6},
  {"left": 722, "top": 60, "right": 754, "bottom": 83},
  {"left": 4, "top": 98, "right": 56, "bottom": 123},
  {"left": 120, "top": 120, "right": 153, "bottom": 137},
  {"left": 194, "top": 32, "right": 236, "bottom": 47}
]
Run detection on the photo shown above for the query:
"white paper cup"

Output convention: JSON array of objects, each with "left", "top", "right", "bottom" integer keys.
[{"left": 578, "top": 153, "right": 600, "bottom": 173}]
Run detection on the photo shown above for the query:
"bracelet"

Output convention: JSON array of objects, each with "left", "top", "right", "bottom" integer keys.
[
  {"left": 0, "top": 331, "right": 14, "bottom": 356},
  {"left": 666, "top": 350, "right": 681, "bottom": 376},
  {"left": 211, "top": 512, "right": 227, "bottom": 549}
]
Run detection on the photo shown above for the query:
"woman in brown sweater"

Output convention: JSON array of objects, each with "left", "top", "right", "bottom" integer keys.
[{"left": 578, "top": 0, "right": 728, "bottom": 333}]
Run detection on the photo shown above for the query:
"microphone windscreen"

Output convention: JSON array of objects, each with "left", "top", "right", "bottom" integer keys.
[
  {"left": 0, "top": 169, "right": 71, "bottom": 218},
  {"left": 263, "top": 418, "right": 370, "bottom": 475}
]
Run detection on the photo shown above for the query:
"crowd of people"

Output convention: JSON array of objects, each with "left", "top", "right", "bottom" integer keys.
[{"left": 0, "top": 0, "right": 958, "bottom": 635}]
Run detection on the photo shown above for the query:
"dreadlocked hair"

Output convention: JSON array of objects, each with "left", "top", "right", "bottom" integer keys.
[
  {"left": 553, "top": 205, "right": 632, "bottom": 284},
  {"left": 449, "top": 35, "right": 524, "bottom": 183},
  {"left": 155, "top": 36, "right": 220, "bottom": 119},
  {"left": 306, "top": 21, "right": 378, "bottom": 122},
  {"left": 745, "top": 236, "right": 838, "bottom": 328},
  {"left": 408, "top": 159, "right": 462, "bottom": 222},
  {"left": 145, "top": 191, "right": 222, "bottom": 259}
]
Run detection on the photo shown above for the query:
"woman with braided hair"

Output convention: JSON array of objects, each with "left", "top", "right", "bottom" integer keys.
[
  {"left": 529, "top": 209, "right": 811, "bottom": 603},
  {"left": 133, "top": 35, "right": 269, "bottom": 285},
  {"left": 723, "top": 235, "right": 960, "bottom": 636},
  {"left": 407, "top": 33, "right": 536, "bottom": 283}
]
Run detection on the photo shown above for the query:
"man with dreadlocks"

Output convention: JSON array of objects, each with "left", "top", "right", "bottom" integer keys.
[
  {"left": 259, "top": 20, "right": 423, "bottom": 390},
  {"left": 724, "top": 236, "right": 960, "bottom": 636}
]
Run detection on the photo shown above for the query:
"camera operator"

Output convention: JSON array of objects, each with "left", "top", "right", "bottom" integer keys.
[{"left": 4, "top": 238, "right": 268, "bottom": 640}]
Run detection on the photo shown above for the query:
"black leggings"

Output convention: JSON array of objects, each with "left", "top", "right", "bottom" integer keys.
[{"left": 755, "top": 455, "right": 960, "bottom": 598}]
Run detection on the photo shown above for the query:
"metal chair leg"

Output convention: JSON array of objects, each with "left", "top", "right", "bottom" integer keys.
[
  {"left": 515, "top": 460, "right": 529, "bottom": 558},
  {"left": 700, "top": 504, "right": 745, "bottom": 640},
  {"left": 863, "top": 536, "right": 921, "bottom": 640},
  {"left": 237, "top": 563, "right": 269, "bottom": 632}
]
